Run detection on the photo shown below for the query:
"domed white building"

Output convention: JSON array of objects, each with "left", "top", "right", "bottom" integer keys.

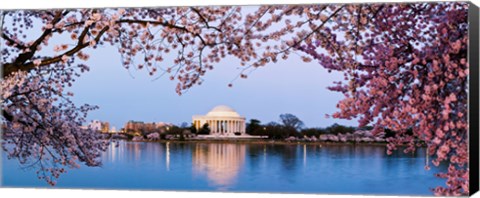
[{"left": 193, "top": 105, "right": 246, "bottom": 136}]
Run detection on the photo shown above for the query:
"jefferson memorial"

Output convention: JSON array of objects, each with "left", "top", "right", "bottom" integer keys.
[{"left": 193, "top": 105, "right": 246, "bottom": 136}]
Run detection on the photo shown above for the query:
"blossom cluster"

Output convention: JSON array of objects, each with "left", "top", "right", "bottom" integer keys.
[{"left": 298, "top": 3, "right": 470, "bottom": 195}]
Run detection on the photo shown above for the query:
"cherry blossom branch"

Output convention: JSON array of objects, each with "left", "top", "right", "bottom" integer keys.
[
  {"left": 190, "top": 8, "right": 222, "bottom": 32},
  {"left": 2, "top": 26, "right": 109, "bottom": 77}
]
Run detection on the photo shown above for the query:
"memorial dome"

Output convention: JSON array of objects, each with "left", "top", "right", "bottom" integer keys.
[{"left": 206, "top": 105, "right": 241, "bottom": 117}]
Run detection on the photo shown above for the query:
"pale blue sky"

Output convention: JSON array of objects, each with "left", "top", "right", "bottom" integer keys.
[
  {"left": 70, "top": 45, "right": 358, "bottom": 129},
  {"left": 2, "top": 8, "right": 359, "bottom": 130}
]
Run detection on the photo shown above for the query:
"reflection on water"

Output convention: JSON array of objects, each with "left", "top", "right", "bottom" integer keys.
[
  {"left": 192, "top": 144, "right": 246, "bottom": 189},
  {"left": 166, "top": 142, "right": 170, "bottom": 171},
  {"left": 2, "top": 141, "right": 447, "bottom": 195},
  {"left": 303, "top": 144, "right": 307, "bottom": 167}
]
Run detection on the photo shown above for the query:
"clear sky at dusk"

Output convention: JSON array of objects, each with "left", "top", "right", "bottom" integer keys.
[
  {"left": 0, "top": 5, "right": 362, "bottom": 130},
  {"left": 0, "top": 6, "right": 360, "bottom": 130},
  {"left": 69, "top": 44, "right": 358, "bottom": 129}
]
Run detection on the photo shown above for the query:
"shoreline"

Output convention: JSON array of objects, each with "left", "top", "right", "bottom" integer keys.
[{"left": 124, "top": 138, "right": 395, "bottom": 146}]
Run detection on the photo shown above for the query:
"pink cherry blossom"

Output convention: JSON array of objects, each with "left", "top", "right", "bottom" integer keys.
[{"left": 298, "top": 2, "right": 469, "bottom": 195}]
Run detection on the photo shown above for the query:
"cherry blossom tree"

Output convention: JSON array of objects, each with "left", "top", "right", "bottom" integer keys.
[
  {"left": 0, "top": 2, "right": 471, "bottom": 195},
  {"left": 298, "top": 2, "right": 470, "bottom": 196}
]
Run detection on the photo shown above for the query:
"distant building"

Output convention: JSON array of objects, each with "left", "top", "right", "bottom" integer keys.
[
  {"left": 87, "top": 120, "right": 110, "bottom": 132},
  {"left": 89, "top": 120, "right": 102, "bottom": 131},
  {"left": 101, "top": 122, "right": 110, "bottom": 133},
  {"left": 192, "top": 105, "right": 246, "bottom": 136},
  {"left": 124, "top": 121, "right": 144, "bottom": 133},
  {"left": 124, "top": 120, "right": 173, "bottom": 134}
]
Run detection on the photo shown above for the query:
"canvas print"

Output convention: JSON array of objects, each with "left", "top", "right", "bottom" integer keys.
[{"left": 0, "top": 1, "right": 478, "bottom": 196}]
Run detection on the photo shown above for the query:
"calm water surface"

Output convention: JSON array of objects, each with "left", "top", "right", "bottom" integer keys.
[{"left": 1, "top": 141, "right": 447, "bottom": 195}]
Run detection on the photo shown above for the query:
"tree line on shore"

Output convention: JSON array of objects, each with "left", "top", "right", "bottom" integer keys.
[
  {"left": 243, "top": 113, "right": 411, "bottom": 143},
  {"left": 120, "top": 113, "right": 413, "bottom": 143}
]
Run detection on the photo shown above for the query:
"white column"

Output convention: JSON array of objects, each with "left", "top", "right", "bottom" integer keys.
[
  {"left": 242, "top": 120, "right": 245, "bottom": 133},
  {"left": 209, "top": 120, "right": 212, "bottom": 133},
  {"left": 241, "top": 121, "right": 245, "bottom": 132},
  {"left": 213, "top": 120, "right": 216, "bottom": 133},
  {"left": 228, "top": 120, "right": 232, "bottom": 134}
]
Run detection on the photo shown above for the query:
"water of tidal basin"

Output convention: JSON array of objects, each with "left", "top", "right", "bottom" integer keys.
[{"left": 2, "top": 141, "right": 447, "bottom": 195}]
